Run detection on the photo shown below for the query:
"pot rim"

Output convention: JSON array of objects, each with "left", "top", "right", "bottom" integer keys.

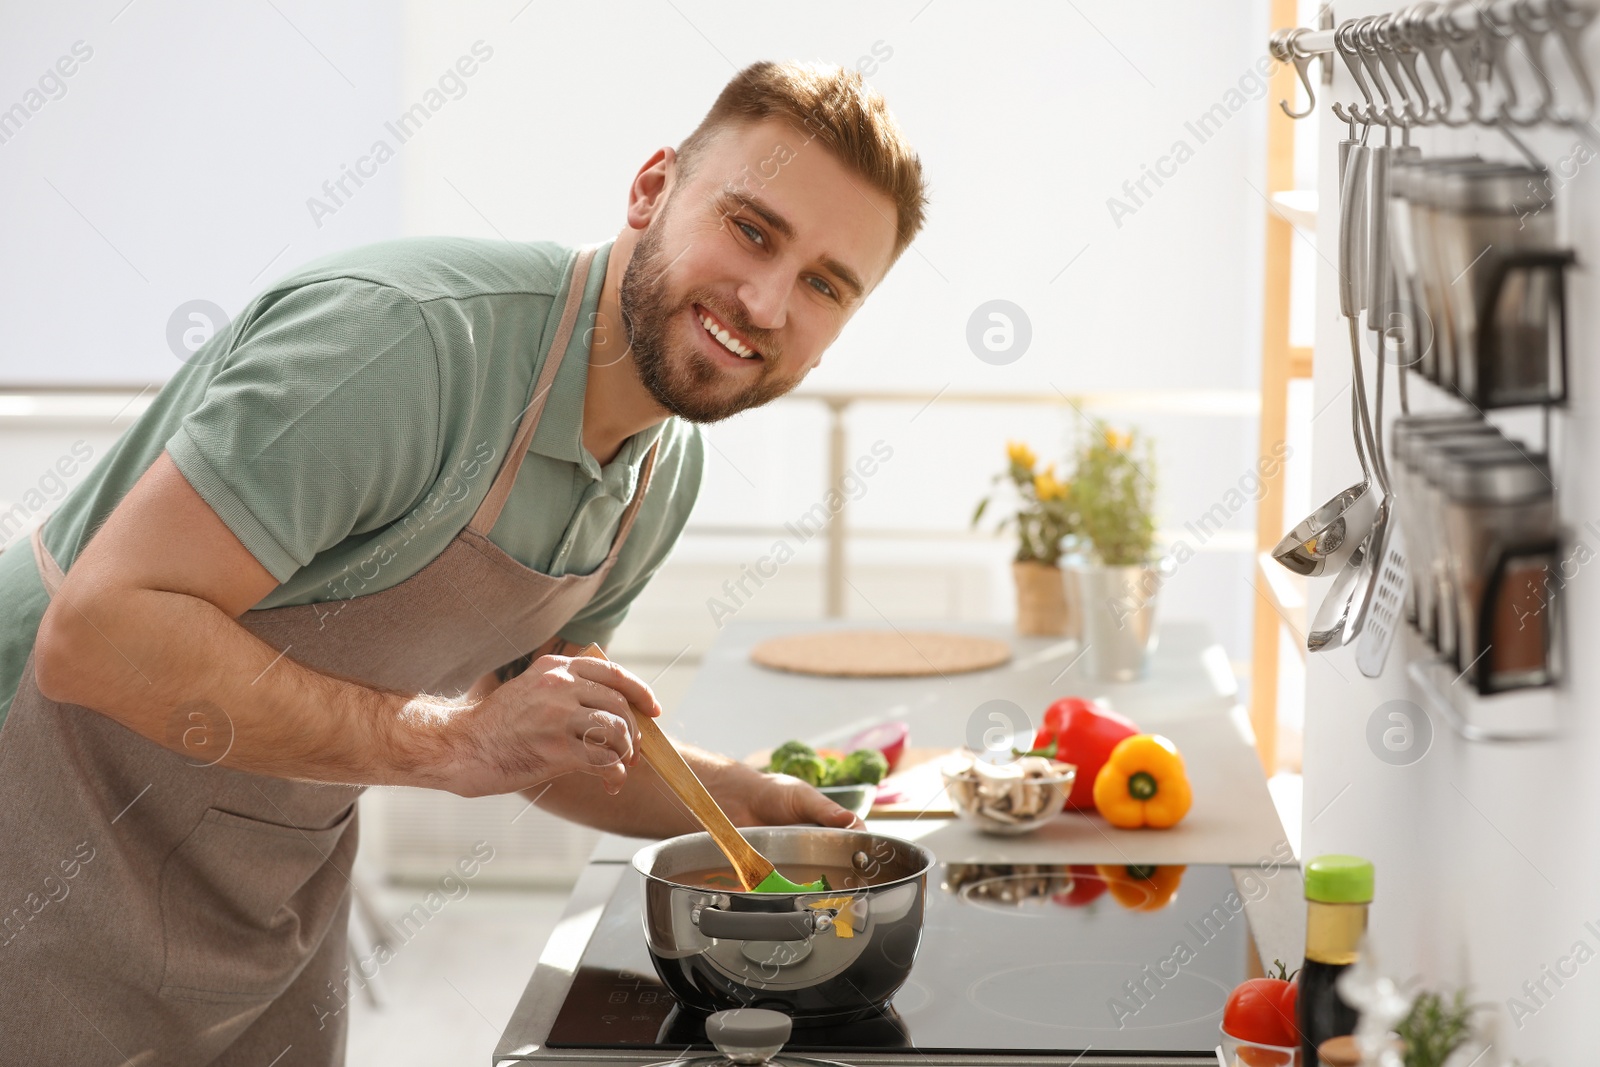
[{"left": 630, "top": 827, "right": 935, "bottom": 895}]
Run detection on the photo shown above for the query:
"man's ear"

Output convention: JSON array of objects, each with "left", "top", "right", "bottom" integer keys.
[{"left": 626, "top": 147, "right": 676, "bottom": 231}]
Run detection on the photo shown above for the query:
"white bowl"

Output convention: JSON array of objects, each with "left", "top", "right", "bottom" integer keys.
[{"left": 940, "top": 755, "right": 1076, "bottom": 836}]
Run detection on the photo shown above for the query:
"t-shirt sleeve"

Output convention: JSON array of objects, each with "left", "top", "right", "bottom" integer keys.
[
  {"left": 557, "top": 423, "right": 704, "bottom": 650},
  {"left": 166, "top": 279, "right": 442, "bottom": 583}
]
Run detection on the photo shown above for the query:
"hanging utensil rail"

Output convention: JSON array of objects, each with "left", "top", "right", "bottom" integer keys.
[{"left": 1267, "top": 0, "right": 1598, "bottom": 134}]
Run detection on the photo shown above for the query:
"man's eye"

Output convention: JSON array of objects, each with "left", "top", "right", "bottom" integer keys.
[
  {"left": 807, "top": 276, "right": 837, "bottom": 299},
  {"left": 735, "top": 220, "right": 764, "bottom": 246}
]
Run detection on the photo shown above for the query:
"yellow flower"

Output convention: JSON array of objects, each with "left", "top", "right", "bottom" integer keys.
[
  {"left": 1102, "top": 428, "right": 1132, "bottom": 451},
  {"left": 1007, "top": 440, "right": 1037, "bottom": 470},
  {"left": 1034, "top": 465, "right": 1067, "bottom": 502}
]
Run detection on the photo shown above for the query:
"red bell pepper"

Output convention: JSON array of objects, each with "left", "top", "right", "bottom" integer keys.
[
  {"left": 1027, "top": 697, "right": 1138, "bottom": 811},
  {"left": 1050, "top": 863, "right": 1108, "bottom": 907}
]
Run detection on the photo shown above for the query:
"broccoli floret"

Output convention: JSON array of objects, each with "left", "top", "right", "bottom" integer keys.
[
  {"left": 819, "top": 754, "right": 846, "bottom": 786},
  {"left": 774, "top": 752, "right": 826, "bottom": 786},
  {"left": 767, "top": 740, "right": 816, "bottom": 772},
  {"left": 842, "top": 748, "right": 889, "bottom": 786}
]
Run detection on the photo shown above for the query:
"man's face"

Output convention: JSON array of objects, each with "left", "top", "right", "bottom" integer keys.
[{"left": 619, "top": 118, "right": 899, "bottom": 424}]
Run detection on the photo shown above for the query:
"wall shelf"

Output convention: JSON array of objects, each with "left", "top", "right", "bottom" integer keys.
[
  {"left": 1406, "top": 658, "right": 1559, "bottom": 743},
  {"left": 1269, "top": 189, "right": 1318, "bottom": 230}
]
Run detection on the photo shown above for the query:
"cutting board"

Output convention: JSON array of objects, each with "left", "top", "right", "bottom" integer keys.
[
  {"left": 745, "top": 746, "right": 959, "bottom": 818},
  {"left": 749, "top": 630, "right": 1011, "bottom": 677}
]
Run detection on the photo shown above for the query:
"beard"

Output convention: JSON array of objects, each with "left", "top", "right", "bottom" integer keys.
[{"left": 618, "top": 208, "right": 791, "bottom": 424}]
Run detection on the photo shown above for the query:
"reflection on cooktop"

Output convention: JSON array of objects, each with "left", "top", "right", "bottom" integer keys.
[{"left": 548, "top": 862, "right": 1262, "bottom": 1055}]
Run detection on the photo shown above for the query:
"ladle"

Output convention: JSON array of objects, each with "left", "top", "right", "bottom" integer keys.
[
  {"left": 1274, "top": 134, "right": 1378, "bottom": 578},
  {"left": 575, "top": 643, "right": 828, "bottom": 893},
  {"left": 1309, "top": 142, "right": 1392, "bottom": 651}
]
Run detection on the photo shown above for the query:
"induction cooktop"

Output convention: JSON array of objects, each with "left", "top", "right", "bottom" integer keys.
[{"left": 545, "top": 862, "right": 1261, "bottom": 1058}]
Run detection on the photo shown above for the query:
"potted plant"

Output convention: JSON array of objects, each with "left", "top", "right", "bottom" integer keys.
[
  {"left": 1067, "top": 424, "right": 1161, "bottom": 681},
  {"left": 972, "top": 441, "right": 1081, "bottom": 637}
]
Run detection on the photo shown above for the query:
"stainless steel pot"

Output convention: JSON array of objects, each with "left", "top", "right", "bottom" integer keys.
[{"left": 631, "top": 827, "right": 934, "bottom": 1021}]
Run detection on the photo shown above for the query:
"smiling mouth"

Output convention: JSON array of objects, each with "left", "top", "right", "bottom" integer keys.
[{"left": 694, "top": 304, "right": 762, "bottom": 360}]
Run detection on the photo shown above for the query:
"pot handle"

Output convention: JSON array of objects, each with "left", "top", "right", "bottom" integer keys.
[{"left": 695, "top": 907, "right": 825, "bottom": 942}]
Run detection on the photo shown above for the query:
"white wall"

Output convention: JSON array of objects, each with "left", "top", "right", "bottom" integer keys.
[
  {"left": 0, "top": 0, "right": 404, "bottom": 384},
  {"left": 1301, "top": 5, "right": 1600, "bottom": 1061}
]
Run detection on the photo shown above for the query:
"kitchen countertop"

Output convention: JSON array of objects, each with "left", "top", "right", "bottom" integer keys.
[
  {"left": 588, "top": 619, "right": 1293, "bottom": 867},
  {"left": 494, "top": 619, "right": 1305, "bottom": 1065}
]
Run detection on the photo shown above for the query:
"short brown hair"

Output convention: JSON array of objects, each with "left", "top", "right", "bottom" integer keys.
[{"left": 676, "top": 60, "right": 928, "bottom": 264}]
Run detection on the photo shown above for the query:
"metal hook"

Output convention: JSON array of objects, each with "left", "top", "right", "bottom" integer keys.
[
  {"left": 1334, "top": 19, "right": 1379, "bottom": 125},
  {"left": 1438, "top": 0, "right": 1494, "bottom": 125},
  {"left": 1407, "top": 2, "right": 1464, "bottom": 124},
  {"left": 1485, "top": 0, "right": 1550, "bottom": 127},
  {"left": 1356, "top": 16, "right": 1401, "bottom": 124},
  {"left": 1389, "top": 6, "right": 1445, "bottom": 125},
  {"left": 1526, "top": 0, "right": 1599, "bottom": 130},
  {"left": 1549, "top": 0, "right": 1600, "bottom": 124},
  {"left": 1278, "top": 28, "right": 1319, "bottom": 119},
  {"left": 1373, "top": 15, "right": 1426, "bottom": 125}
]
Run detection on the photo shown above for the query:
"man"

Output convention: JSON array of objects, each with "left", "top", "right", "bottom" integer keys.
[{"left": 0, "top": 61, "right": 927, "bottom": 1062}]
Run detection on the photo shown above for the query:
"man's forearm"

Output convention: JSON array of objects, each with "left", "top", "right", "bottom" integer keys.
[{"left": 35, "top": 584, "right": 460, "bottom": 788}]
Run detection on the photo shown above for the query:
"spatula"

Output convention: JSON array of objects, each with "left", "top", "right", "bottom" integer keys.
[{"left": 574, "top": 643, "right": 828, "bottom": 893}]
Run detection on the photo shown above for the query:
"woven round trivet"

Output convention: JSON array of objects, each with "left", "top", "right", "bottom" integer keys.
[{"left": 749, "top": 630, "right": 1012, "bottom": 677}]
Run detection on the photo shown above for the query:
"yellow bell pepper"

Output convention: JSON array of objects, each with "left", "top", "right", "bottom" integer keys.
[
  {"left": 1096, "top": 863, "right": 1187, "bottom": 910},
  {"left": 1092, "top": 734, "right": 1192, "bottom": 829}
]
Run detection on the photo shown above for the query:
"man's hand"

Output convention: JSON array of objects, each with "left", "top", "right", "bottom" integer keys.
[
  {"left": 707, "top": 761, "right": 864, "bottom": 830},
  {"left": 440, "top": 653, "right": 663, "bottom": 798}
]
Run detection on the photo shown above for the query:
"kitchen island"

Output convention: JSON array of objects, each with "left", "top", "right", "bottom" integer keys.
[{"left": 495, "top": 620, "right": 1301, "bottom": 1066}]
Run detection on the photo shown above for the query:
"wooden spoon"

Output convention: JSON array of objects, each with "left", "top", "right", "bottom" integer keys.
[{"left": 575, "top": 643, "right": 827, "bottom": 893}]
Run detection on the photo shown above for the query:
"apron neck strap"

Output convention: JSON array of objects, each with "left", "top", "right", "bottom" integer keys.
[
  {"left": 605, "top": 438, "right": 661, "bottom": 565},
  {"left": 469, "top": 244, "right": 599, "bottom": 537}
]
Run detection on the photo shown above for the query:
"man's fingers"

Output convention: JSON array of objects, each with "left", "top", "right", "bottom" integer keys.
[
  {"left": 575, "top": 678, "right": 629, "bottom": 719},
  {"left": 792, "top": 781, "right": 863, "bottom": 829},
  {"left": 579, "top": 710, "right": 634, "bottom": 771},
  {"left": 585, "top": 697, "right": 642, "bottom": 767},
  {"left": 565, "top": 657, "right": 662, "bottom": 718}
]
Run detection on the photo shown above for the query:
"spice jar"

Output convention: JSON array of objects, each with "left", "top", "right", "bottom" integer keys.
[{"left": 1439, "top": 450, "right": 1558, "bottom": 692}]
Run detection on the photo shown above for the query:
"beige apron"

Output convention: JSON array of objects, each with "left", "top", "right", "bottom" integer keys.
[{"left": 0, "top": 246, "right": 657, "bottom": 1064}]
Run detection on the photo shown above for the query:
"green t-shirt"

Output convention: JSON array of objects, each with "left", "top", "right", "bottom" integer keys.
[{"left": 0, "top": 238, "right": 703, "bottom": 723}]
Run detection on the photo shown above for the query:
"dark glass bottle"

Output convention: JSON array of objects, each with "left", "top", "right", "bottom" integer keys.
[{"left": 1296, "top": 855, "right": 1373, "bottom": 1065}]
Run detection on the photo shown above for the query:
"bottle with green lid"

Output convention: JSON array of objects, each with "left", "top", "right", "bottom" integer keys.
[{"left": 1298, "top": 854, "right": 1375, "bottom": 1065}]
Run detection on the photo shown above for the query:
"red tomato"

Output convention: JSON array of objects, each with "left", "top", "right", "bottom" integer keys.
[
  {"left": 1222, "top": 977, "right": 1299, "bottom": 1048},
  {"left": 1050, "top": 864, "right": 1108, "bottom": 907},
  {"left": 1030, "top": 698, "right": 1138, "bottom": 811}
]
